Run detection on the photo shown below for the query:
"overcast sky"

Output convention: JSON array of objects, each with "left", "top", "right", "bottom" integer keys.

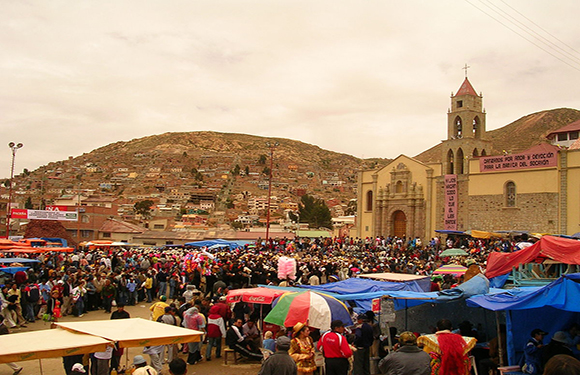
[{"left": 1, "top": 0, "right": 579, "bottom": 178}]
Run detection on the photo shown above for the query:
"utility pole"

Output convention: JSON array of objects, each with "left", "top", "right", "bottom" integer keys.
[
  {"left": 265, "top": 141, "right": 279, "bottom": 247},
  {"left": 5, "top": 142, "right": 23, "bottom": 238}
]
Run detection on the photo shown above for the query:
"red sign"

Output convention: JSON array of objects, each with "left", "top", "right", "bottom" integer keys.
[
  {"left": 10, "top": 209, "right": 28, "bottom": 219},
  {"left": 479, "top": 145, "right": 558, "bottom": 172},
  {"left": 444, "top": 174, "right": 458, "bottom": 230},
  {"left": 45, "top": 205, "right": 74, "bottom": 211},
  {"left": 372, "top": 298, "right": 381, "bottom": 313}
]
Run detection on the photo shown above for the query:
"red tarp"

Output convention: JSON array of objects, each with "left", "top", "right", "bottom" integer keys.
[{"left": 486, "top": 236, "right": 580, "bottom": 278}]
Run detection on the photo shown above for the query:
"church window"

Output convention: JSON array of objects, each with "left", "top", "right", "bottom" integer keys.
[
  {"left": 506, "top": 181, "right": 516, "bottom": 207},
  {"left": 457, "top": 100, "right": 463, "bottom": 108},
  {"left": 456, "top": 148, "right": 465, "bottom": 175},
  {"left": 447, "top": 149, "right": 454, "bottom": 174},
  {"left": 366, "top": 190, "right": 373, "bottom": 211},
  {"left": 455, "top": 117, "right": 463, "bottom": 138},
  {"left": 395, "top": 181, "right": 403, "bottom": 193},
  {"left": 473, "top": 149, "right": 479, "bottom": 157},
  {"left": 473, "top": 116, "right": 481, "bottom": 138},
  {"left": 558, "top": 133, "right": 567, "bottom": 141},
  {"left": 571, "top": 131, "right": 579, "bottom": 140}
]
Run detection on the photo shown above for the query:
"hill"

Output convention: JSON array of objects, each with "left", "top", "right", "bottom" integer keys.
[{"left": 414, "top": 108, "right": 580, "bottom": 163}]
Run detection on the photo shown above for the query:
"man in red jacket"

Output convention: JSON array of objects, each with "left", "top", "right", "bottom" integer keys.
[
  {"left": 206, "top": 305, "right": 226, "bottom": 360},
  {"left": 317, "top": 320, "right": 353, "bottom": 375}
]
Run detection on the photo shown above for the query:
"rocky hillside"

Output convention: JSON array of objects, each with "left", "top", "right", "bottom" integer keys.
[{"left": 415, "top": 108, "right": 580, "bottom": 163}]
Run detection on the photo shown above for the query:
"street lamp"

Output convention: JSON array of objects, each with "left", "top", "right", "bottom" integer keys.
[
  {"left": 265, "top": 141, "right": 279, "bottom": 247},
  {"left": 6, "top": 142, "right": 23, "bottom": 238}
]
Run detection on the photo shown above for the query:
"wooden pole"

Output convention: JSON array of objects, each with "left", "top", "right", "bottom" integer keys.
[{"left": 496, "top": 311, "right": 505, "bottom": 366}]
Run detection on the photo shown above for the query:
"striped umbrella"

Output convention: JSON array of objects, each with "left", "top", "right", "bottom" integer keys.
[
  {"left": 264, "top": 291, "right": 352, "bottom": 330},
  {"left": 433, "top": 264, "right": 468, "bottom": 276}
]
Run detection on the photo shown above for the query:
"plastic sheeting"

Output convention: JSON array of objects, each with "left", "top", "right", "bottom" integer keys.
[
  {"left": 183, "top": 239, "right": 240, "bottom": 248},
  {"left": 305, "top": 277, "right": 428, "bottom": 294}
]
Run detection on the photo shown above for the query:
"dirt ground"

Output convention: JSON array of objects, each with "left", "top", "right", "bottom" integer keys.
[{"left": 1, "top": 303, "right": 262, "bottom": 375}]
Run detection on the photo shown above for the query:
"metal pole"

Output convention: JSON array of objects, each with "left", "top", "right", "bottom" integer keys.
[{"left": 5, "top": 142, "right": 23, "bottom": 238}]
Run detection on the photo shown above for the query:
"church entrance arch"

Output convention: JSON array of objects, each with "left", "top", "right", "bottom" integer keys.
[{"left": 392, "top": 210, "right": 406, "bottom": 238}]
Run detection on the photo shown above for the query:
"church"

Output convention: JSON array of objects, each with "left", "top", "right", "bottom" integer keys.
[{"left": 356, "top": 76, "right": 580, "bottom": 240}]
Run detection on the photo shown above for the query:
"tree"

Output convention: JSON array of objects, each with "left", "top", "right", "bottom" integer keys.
[
  {"left": 262, "top": 166, "right": 271, "bottom": 176},
  {"left": 345, "top": 200, "right": 357, "bottom": 215},
  {"left": 233, "top": 164, "right": 241, "bottom": 176},
  {"left": 258, "top": 155, "right": 267, "bottom": 165},
  {"left": 22, "top": 168, "right": 31, "bottom": 177},
  {"left": 245, "top": 166, "right": 250, "bottom": 175},
  {"left": 24, "top": 197, "right": 34, "bottom": 209},
  {"left": 134, "top": 200, "right": 154, "bottom": 219},
  {"left": 299, "top": 194, "right": 332, "bottom": 229}
]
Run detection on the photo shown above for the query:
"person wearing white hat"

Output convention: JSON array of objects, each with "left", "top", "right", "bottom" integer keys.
[
  {"left": 71, "top": 363, "right": 86, "bottom": 373},
  {"left": 132, "top": 354, "right": 158, "bottom": 375}
]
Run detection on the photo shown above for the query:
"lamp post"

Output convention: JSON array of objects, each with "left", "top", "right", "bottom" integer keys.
[
  {"left": 6, "top": 142, "right": 23, "bottom": 238},
  {"left": 265, "top": 141, "right": 279, "bottom": 248}
]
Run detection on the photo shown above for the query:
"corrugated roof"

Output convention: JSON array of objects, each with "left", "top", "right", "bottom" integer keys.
[
  {"left": 455, "top": 77, "right": 478, "bottom": 96},
  {"left": 547, "top": 119, "right": 580, "bottom": 138},
  {"left": 99, "top": 218, "right": 147, "bottom": 233}
]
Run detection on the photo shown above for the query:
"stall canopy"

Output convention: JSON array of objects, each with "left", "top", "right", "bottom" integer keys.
[
  {"left": 0, "top": 328, "right": 111, "bottom": 364},
  {"left": 184, "top": 239, "right": 241, "bottom": 249},
  {"left": 0, "top": 267, "right": 29, "bottom": 275},
  {"left": 226, "top": 287, "right": 288, "bottom": 304},
  {"left": 467, "top": 274, "right": 580, "bottom": 365},
  {"left": 0, "top": 258, "right": 40, "bottom": 263},
  {"left": 486, "top": 235, "right": 580, "bottom": 279},
  {"left": 304, "top": 276, "right": 429, "bottom": 294},
  {"left": 56, "top": 318, "right": 203, "bottom": 348}
]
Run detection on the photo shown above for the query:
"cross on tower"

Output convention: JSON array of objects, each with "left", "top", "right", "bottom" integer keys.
[{"left": 463, "top": 63, "right": 470, "bottom": 78}]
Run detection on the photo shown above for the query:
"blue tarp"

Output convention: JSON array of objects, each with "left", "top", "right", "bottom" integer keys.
[
  {"left": 304, "top": 277, "right": 428, "bottom": 295},
  {"left": 184, "top": 239, "right": 241, "bottom": 249},
  {"left": 0, "top": 258, "right": 40, "bottom": 263},
  {"left": 0, "top": 266, "right": 29, "bottom": 275},
  {"left": 466, "top": 274, "right": 580, "bottom": 365}
]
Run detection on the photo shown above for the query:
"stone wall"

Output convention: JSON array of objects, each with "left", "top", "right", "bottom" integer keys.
[{"left": 469, "top": 192, "right": 559, "bottom": 232}]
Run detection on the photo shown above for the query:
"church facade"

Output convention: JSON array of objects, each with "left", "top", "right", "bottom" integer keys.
[{"left": 356, "top": 77, "right": 580, "bottom": 240}]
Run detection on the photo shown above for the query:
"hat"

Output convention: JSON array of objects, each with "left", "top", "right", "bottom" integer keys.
[
  {"left": 264, "top": 331, "right": 273, "bottom": 339},
  {"left": 531, "top": 328, "right": 548, "bottom": 337},
  {"left": 399, "top": 331, "right": 417, "bottom": 345},
  {"left": 71, "top": 363, "right": 86, "bottom": 373},
  {"left": 552, "top": 331, "right": 570, "bottom": 344},
  {"left": 293, "top": 322, "right": 306, "bottom": 334},
  {"left": 219, "top": 296, "right": 227, "bottom": 302},
  {"left": 276, "top": 336, "right": 291, "bottom": 351},
  {"left": 133, "top": 355, "right": 147, "bottom": 366},
  {"left": 160, "top": 295, "right": 167, "bottom": 302}
]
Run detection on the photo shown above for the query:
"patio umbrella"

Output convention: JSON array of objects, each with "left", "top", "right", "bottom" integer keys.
[
  {"left": 433, "top": 264, "right": 468, "bottom": 276},
  {"left": 264, "top": 291, "right": 352, "bottom": 330},
  {"left": 440, "top": 248, "right": 469, "bottom": 257}
]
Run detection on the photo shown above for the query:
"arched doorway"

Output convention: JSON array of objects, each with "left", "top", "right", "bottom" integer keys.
[{"left": 392, "top": 210, "right": 406, "bottom": 238}]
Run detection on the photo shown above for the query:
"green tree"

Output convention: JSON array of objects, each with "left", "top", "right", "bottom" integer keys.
[
  {"left": 245, "top": 166, "right": 250, "bottom": 175},
  {"left": 22, "top": 168, "right": 31, "bottom": 177},
  {"left": 262, "top": 166, "right": 271, "bottom": 176},
  {"left": 24, "top": 197, "right": 34, "bottom": 209},
  {"left": 134, "top": 200, "right": 154, "bottom": 219},
  {"left": 231, "top": 221, "right": 243, "bottom": 230},
  {"left": 299, "top": 194, "right": 332, "bottom": 229},
  {"left": 233, "top": 164, "right": 241, "bottom": 175},
  {"left": 345, "top": 199, "right": 357, "bottom": 215},
  {"left": 258, "top": 155, "right": 267, "bottom": 165}
]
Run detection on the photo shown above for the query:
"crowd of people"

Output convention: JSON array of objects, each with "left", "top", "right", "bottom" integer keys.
[{"left": 2, "top": 234, "right": 580, "bottom": 375}]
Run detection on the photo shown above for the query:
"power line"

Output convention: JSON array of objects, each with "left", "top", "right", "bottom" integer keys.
[{"left": 464, "top": 0, "right": 580, "bottom": 72}]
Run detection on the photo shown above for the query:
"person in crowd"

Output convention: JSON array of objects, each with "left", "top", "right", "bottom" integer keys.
[
  {"left": 226, "top": 318, "right": 263, "bottom": 361},
  {"left": 71, "top": 280, "right": 86, "bottom": 318},
  {"left": 289, "top": 322, "right": 317, "bottom": 375},
  {"left": 149, "top": 295, "right": 169, "bottom": 321},
  {"left": 132, "top": 354, "right": 158, "bottom": 375},
  {"left": 259, "top": 336, "right": 298, "bottom": 375},
  {"left": 158, "top": 306, "right": 180, "bottom": 364},
  {"left": 100, "top": 278, "right": 116, "bottom": 314},
  {"left": 378, "top": 331, "right": 430, "bottom": 375},
  {"left": 168, "top": 358, "right": 188, "bottom": 375},
  {"left": 63, "top": 354, "right": 84, "bottom": 375},
  {"left": 417, "top": 318, "right": 476, "bottom": 375},
  {"left": 142, "top": 345, "right": 164, "bottom": 374},
  {"left": 317, "top": 320, "right": 353, "bottom": 375},
  {"left": 182, "top": 306, "right": 205, "bottom": 364},
  {"left": 522, "top": 328, "right": 547, "bottom": 375},
  {"left": 543, "top": 354, "right": 580, "bottom": 375},
  {"left": 0, "top": 314, "right": 24, "bottom": 374},
  {"left": 242, "top": 318, "right": 262, "bottom": 350},
  {"left": 263, "top": 330, "right": 276, "bottom": 352},
  {"left": 543, "top": 331, "right": 574, "bottom": 366},
  {"left": 110, "top": 303, "right": 130, "bottom": 371},
  {"left": 91, "top": 345, "right": 113, "bottom": 375},
  {"left": 353, "top": 313, "right": 374, "bottom": 375},
  {"left": 206, "top": 304, "right": 226, "bottom": 361}
]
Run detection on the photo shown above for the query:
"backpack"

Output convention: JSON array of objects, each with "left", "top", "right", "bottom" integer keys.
[{"left": 27, "top": 285, "right": 40, "bottom": 303}]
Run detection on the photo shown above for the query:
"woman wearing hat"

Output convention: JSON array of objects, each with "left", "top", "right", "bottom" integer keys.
[{"left": 289, "top": 322, "right": 317, "bottom": 375}]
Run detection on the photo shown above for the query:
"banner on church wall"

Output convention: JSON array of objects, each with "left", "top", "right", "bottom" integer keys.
[
  {"left": 479, "top": 150, "right": 557, "bottom": 172},
  {"left": 444, "top": 174, "right": 458, "bottom": 230}
]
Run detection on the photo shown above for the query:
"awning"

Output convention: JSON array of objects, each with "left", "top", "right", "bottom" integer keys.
[
  {"left": 226, "top": 287, "right": 287, "bottom": 304},
  {"left": 56, "top": 318, "right": 203, "bottom": 348},
  {"left": 0, "top": 328, "right": 112, "bottom": 364}
]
